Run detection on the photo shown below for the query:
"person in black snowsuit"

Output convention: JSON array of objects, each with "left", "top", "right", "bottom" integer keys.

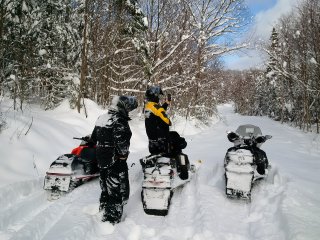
[
  {"left": 91, "top": 95, "right": 138, "bottom": 224},
  {"left": 144, "top": 86, "right": 172, "bottom": 155},
  {"left": 144, "top": 86, "right": 190, "bottom": 180}
]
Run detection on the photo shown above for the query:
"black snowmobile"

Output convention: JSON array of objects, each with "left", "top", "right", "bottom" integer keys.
[
  {"left": 140, "top": 131, "right": 197, "bottom": 216},
  {"left": 43, "top": 136, "right": 99, "bottom": 200},
  {"left": 224, "top": 124, "right": 272, "bottom": 200}
]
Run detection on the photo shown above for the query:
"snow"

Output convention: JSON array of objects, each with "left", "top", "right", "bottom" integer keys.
[
  {"left": 9, "top": 75, "right": 15, "bottom": 81},
  {"left": 1, "top": 100, "right": 320, "bottom": 239},
  {"left": 283, "top": 61, "right": 287, "bottom": 68},
  {"left": 310, "top": 57, "right": 317, "bottom": 65},
  {"left": 38, "top": 49, "right": 47, "bottom": 56}
]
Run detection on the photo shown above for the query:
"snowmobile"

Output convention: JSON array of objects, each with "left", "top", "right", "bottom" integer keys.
[
  {"left": 43, "top": 136, "right": 99, "bottom": 200},
  {"left": 224, "top": 124, "right": 272, "bottom": 200},
  {"left": 140, "top": 131, "right": 197, "bottom": 216}
]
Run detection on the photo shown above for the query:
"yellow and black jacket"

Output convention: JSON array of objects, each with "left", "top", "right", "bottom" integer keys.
[{"left": 144, "top": 101, "right": 171, "bottom": 154}]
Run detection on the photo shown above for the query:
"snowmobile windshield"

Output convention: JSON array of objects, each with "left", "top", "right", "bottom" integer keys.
[{"left": 235, "top": 124, "right": 262, "bottom": 138}]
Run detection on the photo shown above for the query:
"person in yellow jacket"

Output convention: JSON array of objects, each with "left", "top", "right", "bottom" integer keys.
[{"left": 144, "top": 86, "right": 171, "bottom": 155}]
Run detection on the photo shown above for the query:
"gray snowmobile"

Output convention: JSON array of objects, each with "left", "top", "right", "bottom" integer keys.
[{"left": 224, "top": 124, "right": 272, "bottom": 200}]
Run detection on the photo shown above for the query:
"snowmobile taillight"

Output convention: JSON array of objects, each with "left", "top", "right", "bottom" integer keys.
[{"left": 148, "top": 180, "right": 164, "bottom": 185}]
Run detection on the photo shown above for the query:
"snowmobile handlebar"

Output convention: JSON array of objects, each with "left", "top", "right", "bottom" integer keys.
[
  {"left": 227, "top": 131, "right": 272, "bottom": 146},
  {"left": 73, "top": 136, "right": 92, "bottom": 142},
  {"left": 73, "top": 137, "right": 83, "bottom": 140},
  {"left": 141, "top": 154, "right": 163, "bottom": 163}
]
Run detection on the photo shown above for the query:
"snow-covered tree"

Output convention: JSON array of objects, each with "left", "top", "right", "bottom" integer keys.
[
  {"left": 34, "top": 0, "right": 82, "bottom": 109},
  {"left": 140, "top": 0, "right": 250, "bottom": 121},
  {"left": 0, "top": 0, "right": 82, "bottom": 110},
  {"left": 238, "top": 0, "right": 320, "bottom": 133}
]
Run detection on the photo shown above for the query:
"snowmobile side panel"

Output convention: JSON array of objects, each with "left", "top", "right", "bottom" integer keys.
[
  {"left": 74, "top": 173, "right": 100, "bottom": 180},
  {"left": 171, "top": 171, "right": 192, "bottom": 189}
]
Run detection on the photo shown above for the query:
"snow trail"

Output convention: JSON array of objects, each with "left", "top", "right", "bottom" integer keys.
[{"left": 1, "top": 103, "right": 320, "bottom": 239}]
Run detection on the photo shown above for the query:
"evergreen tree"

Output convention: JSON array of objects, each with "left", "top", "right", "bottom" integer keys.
[
  {"left": 0, "top": 0, "right": 36, "bottom": 110},
  {"left": 0, "top": 0, "right": 82, "bottom": 110},
  {"left": 264, "top": 27, "right": 283, "bottom": 120},
  {"left": 33, "top": 0, "right": 81, "bottom": 109}
]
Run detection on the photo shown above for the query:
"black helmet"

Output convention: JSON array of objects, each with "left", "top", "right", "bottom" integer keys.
[
  {"left": 118, "top": 95, "right": 138, "bottom": 112},
  {"left": 111, "top": 95, "right": 138, "bottom": 116},
  {"left": 145, "top": 86, "right": 163, "bottom": 102}
]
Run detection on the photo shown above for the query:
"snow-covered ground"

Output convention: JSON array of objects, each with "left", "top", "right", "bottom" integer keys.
[{"left": 0, "top": 99, "right": 320, "bottom": 240}]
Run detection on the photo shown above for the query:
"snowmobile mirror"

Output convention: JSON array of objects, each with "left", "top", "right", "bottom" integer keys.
[
  {"left": 265, "top": 135, "right": 272, "bottom": 140},
  {"left": 255, "top": 136, "right": 266, "bottom": 144},
  {"left": 227, "top": 132, "right": 239, "bottom": 142}
]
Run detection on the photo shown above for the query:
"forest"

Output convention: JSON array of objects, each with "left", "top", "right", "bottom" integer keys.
[{"left": 0, "top": 0, "right": 319, "bottom": 133}]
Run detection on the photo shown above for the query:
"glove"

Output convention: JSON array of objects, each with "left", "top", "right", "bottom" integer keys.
[{"left": 82, "top": 136, "right": 91, "bottom": 142}]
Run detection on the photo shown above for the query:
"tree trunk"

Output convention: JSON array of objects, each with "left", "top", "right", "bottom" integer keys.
[{"left": 77, "top": 0, "right": 89, "bottom": 116}]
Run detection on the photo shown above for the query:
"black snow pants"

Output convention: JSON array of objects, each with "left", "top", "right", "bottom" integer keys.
[
  {"left": 99, "top": 161, "right": 129, "bottom": 224},
  {"left": 253, "top": 147, "right": 269, "bottom": 175}
]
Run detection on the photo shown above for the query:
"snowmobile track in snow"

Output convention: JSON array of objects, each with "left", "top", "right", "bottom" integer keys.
[{"left": 0, "top": 178, "right": 100, "bottom": 240}]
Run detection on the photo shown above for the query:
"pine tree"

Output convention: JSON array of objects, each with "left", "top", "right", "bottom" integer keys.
[
  {"left": 264, "top": 27, "right": 283, "bottom": 120},
  {"left": 0, "top": 0, "right": 82, "bottom": 110},
  {"left": 0, "top": 0, "right": 36, "bottom": 110},
  {"left": 34, "top": 0, "right": 81, "bottom": 109}
]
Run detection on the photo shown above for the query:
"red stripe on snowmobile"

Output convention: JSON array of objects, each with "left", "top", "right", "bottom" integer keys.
[
  {"left": 46, "top": 172, "right": 71, "bottom": 176},
  {"left": 75, "top": 174, "right": 99, "bottom": 180}
]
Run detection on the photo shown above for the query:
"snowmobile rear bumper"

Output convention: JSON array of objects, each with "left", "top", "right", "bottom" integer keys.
[
  {"left": 225, "top": 170, "right": 253, "bottom": 200},
  {"left": 44, "top": 174, "right": 72, "bottom": 192},
  {"left": 141, "top": 188, "right": 172, "bottom": 216},
  {"left": 226, "top": 188, "right": 251, "bottom": 200}
]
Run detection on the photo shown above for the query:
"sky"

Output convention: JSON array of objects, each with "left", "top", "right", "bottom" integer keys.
[
  {"left": 1, "top": 99, "right": 320, "bottom": 239},
  {"left": 223, "top": 0, "right": 301, "bottom": 70}
]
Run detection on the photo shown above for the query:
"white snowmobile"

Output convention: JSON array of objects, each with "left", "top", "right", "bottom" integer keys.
[
  {"left": 43, "top": 136, "right": 99, "bottom": 200},
  {"left": 140, "top": 131, "right": 197, "bottom": 216},
  {"left": 224, "top": 124, "right": 271, "bottom": 200},
  {"left": 140, "top": 153, "right": 195, "bottom": 216}
]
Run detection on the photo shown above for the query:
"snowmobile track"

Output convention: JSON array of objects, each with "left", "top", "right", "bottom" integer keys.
[{"left": 0, "top": 178, "right": 100, "bottom": 240}]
